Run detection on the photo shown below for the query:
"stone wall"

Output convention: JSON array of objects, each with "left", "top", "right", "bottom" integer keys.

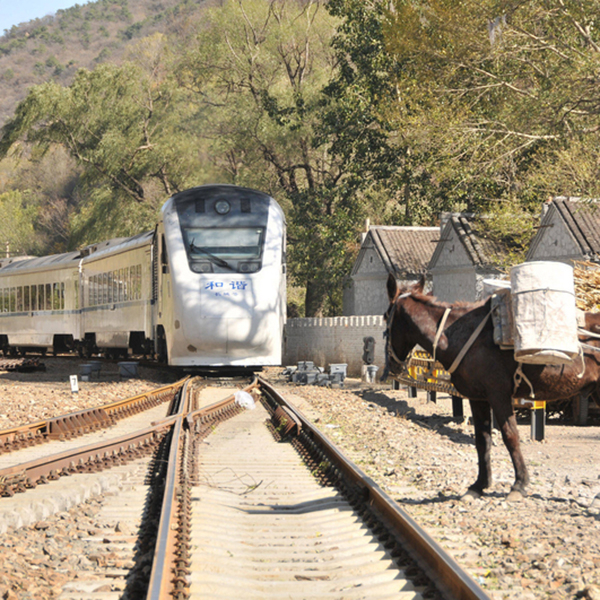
[{"left": 284, "top": 315, "right": 386, "bottom": 377}]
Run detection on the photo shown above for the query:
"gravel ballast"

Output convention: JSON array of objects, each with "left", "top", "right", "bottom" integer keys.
[
  {"left": 264, "top": 372, "right": 600, "bottom": 600},
  {"left": 0, "top": 359, "right": 598, "bottom": 599}
]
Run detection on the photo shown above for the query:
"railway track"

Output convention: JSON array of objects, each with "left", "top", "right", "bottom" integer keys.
[{"left": 0, "top": 375, "right": 491, "bottom": 600}]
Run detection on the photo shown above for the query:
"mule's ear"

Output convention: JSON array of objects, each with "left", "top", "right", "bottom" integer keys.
[
  {"left": 413, "top": 274, "right": 426, "bottom": 294},
  {"left": 386, "top": 273, "right": 399, "bottom": 302}
]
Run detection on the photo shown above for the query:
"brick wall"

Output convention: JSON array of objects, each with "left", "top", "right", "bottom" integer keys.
[{"left": 284, "top": 316, "right": 386, "bottom": 377}]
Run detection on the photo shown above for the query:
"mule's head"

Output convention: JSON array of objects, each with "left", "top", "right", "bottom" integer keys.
[{"left": 382, "top": 274, "right": 424, "bottom": 377}]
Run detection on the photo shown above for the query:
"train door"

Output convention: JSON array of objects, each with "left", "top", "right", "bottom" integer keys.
[
  {"left": 154, "top": 228, "right": 172, "bottom": 362},
  {"left": 73, "top": 267, "right": 82, "bottom": 342}
]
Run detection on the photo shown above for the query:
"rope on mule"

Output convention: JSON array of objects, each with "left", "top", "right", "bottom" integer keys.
[{"left": 513, "top": 363, "right": 535, "bottom": 399}]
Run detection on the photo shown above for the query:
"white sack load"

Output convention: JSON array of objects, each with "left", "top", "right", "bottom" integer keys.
[{"left": 510, "top": 261, "right": 579, "bottom": 365}]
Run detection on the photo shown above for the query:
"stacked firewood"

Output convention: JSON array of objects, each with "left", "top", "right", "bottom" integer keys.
[{"left": 573, "top": 261, "right": 600, "bottom": 312}]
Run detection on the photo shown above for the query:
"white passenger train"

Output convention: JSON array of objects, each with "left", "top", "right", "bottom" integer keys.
[{"left": 0, "top": 185, "right": 286, "bottom": 369}]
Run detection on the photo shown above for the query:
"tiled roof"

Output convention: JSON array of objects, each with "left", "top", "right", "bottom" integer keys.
[
  {"left": 429, "top": 214, "right": 510, "bottom": 269},
  {"left": 357, "top": 226, "right": 439, "bottom": 277},
  {"left": 548, "top": 198, "right": 600, "bottom": 256}
]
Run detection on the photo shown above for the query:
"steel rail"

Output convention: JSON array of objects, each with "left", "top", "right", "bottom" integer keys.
[
  {"left": 0, "top": 378, "right": 187, "bottom": 452},
  {"left": 146, "top": 378, "right": 261, "bottom": 599},
  {"left": 0, "top": 422, "right": 168, "bottom": 491},
  {"left": 258, "top": 376, "right": 491, "bottom": 600},
  {"left": 146, "top": 377, "right": 195, "bottom": 600},
  {"left": 184, "top": 378, "right": 258, "bottom": 425}
]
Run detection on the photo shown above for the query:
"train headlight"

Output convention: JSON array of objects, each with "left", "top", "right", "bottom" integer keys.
[
  {"left": 196, "top": 262, "right": 213, "bottom": 273},
  {"left": 214, "top": 200, "right": 231, "bottom": 215},
  {"left": 239, "top": 262, "right": 259, "bottom": 273}
]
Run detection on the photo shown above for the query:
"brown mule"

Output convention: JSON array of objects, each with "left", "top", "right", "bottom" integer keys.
[{"left": 384, "top": 274, "right": 600, "bottom": 501}]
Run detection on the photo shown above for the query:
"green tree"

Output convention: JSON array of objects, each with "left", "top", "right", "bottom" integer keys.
[
  {"left": 324, "top": 0, "right": 464, "bottom": 227},
  {"left": 382, "top": 0, "right": 600, "bottom": 202},
  {"left": 0, "top": 34, "right": 201, "bottom": 245},
  {"left": 176, "top": 0, "right": 354, "bottom": 315},
  {"left": 0, "top": 190, "right": 40, "bottom": 256}
]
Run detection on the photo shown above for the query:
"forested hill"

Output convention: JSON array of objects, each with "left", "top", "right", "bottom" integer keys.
[
  {"left": 0, "top": 0, "right": 198, "bottom": 127},
  {"left": 1, "top": 0, "right": 599, "bottom": 318}
]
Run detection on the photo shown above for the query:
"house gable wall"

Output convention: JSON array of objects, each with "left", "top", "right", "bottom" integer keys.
[
  {"left": 429, "top": 222, "right": 478, "bottom": 302},
  {"left": 351, "top": 247, "right": 391, "bottom": 315},
  {"left": 527, "top": 215, "right": 582, "bottom": 262}
]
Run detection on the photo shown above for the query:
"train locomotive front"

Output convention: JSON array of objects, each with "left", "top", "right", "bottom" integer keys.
[{"left": 156, "top": 185, "right": 286, "bottom": 368}]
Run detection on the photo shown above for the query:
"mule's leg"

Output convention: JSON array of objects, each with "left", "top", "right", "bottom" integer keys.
[
  {"left": 492, "top": 403, "right": 529, "bottom": 501},
  {"left": 464, "top": 400, "right": 493, "bottom": 499}
]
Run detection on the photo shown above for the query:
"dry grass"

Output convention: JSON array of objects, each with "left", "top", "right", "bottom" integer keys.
[{"left": 574, "top": 261, "right": 600, "bottom": 312}]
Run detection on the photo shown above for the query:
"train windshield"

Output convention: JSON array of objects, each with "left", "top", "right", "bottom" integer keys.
[{"left": 183, "top": 227, "right": 264, "bottom": 273}]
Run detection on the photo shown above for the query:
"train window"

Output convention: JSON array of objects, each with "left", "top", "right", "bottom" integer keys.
[
  {"left": 0, "top": 288, "right": 4, "bottom": 312},
  {"left": 52, "top": 283, "right": 58, "bottom": 310},
  {"left": 38, "top": 285, "right": 44, "bottom": 311},
  {"left": 9, "top": 288, "right": 16, "bottom": 313},
  {"left": 132, "top": 265, "right": 136, "bottom": 299},
  {"left": 102, "top": 273, "right": 108, "bottom": 304},
  {"left": 24, "top": 286, "right": 30, "bottom": 311},
  {"left": 91, "top": 275, "right": 96, "bottom": 306},
  {"left": 184, "top": 227, "right": 264, "bottom": 273},
  {"left": 61, "top": 282, "right": 65, "bottom": 309},
  {"left": 107, "top": 272, "right": 112, "bottom": 303},
  {"left": 31, "top": 285, "right": 37, "bottom": 311},
  {"left": 124, "top": 267, "right": 129, "bottom": 301},
  {"left": 16, "top": 287, "right": 22, "bottom": 312},
  {"left": 45, "top": 284, "right": 51, "bottom": 310}
]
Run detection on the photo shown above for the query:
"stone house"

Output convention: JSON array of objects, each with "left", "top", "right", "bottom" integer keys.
[
  {"left": 526, "top": 197, "right": 600, "bottom": 264},
  {"left": 428, "top": 213, "right": 508, "bottom": 302},
  {"left": 343, "top": 225, "right": 438, "bottom": 316}
]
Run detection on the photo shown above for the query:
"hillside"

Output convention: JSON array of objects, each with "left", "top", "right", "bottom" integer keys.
[{"left": 0, "top": 0, "right": 202, "bottom": 128}]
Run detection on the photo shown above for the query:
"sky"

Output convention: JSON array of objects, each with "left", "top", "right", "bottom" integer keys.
[{"left": 0, "top": 1, "right": 87, "bottom": 35}]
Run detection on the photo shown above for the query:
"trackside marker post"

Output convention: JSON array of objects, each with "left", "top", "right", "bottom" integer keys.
[{"left": 70, "top": 375, "right": 79, "bottom": 394}]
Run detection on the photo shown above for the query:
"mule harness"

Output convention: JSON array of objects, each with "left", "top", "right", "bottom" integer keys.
[
  {"left": 433, "top": 307, "right": 492, "bottom": 374},
  {"left": 384, "top": 294, "right": 492, "bottom": 378}
]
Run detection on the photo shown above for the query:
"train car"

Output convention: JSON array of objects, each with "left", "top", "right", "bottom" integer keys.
[
  {"left": 79, "top": 232, "right": 155, "bottom": 359},
  {"left": 156, "top": 184, "right": 286, "bottom": 367},
  {"left": 0, "top": 184, "right": 286, "bottom": 368},
  {"left": 0, "top": 252, "right": 81, "bottom": 356}
]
